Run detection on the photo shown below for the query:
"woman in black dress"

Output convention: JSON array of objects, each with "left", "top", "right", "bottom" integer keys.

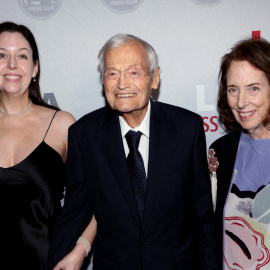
[{"left": 0, "top": 21, "right": 96, "bottom": 270}]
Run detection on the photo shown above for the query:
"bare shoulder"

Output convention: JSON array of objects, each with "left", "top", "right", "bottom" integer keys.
[
  {"left": 34, "top": 106, "right": 76, "bottom": 132},
  {"left": 54, "top": 110, "right": 76, "bottom": 129},
  {"left": 38, "top": 107, "right": 75, "bottom": 138}
]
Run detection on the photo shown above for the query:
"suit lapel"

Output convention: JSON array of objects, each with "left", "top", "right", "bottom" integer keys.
[
  {"left": 95, "top": 108, "right": 141, "bottom": 226},
  {"left": 142, "top": 102, "right": 178, "bottom": 232}
]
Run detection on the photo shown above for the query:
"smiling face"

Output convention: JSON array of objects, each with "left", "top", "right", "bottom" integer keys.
[
  {"left": 103, "top": 41, "right": 160, "bottom": 127},
  {"left": 0, "top": 31, "right": 38, "bottom": 97},
  {"left": 227, "top": 60, "right": 270, "bottom": 139}
]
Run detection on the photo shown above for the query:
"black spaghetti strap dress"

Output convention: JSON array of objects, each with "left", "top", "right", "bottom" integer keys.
[{"left": 0, "top": 111, "right": 65, "bottom": 270}]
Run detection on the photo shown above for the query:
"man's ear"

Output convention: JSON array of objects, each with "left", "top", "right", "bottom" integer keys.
[{"left": 151, "top": 67, "right": 160, "bottom": 90}]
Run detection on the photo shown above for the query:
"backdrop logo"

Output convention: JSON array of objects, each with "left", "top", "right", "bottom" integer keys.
[
  {"left": 196, "top": 85, "right": 214, "bottom": 112},
  {"left": 18, "top": 0, "right": 62, "bottom": 20},
  {"left": 191, "top": 0, "right": 223, "bottom": 6},
  {"left": 101, "top": 0, "right": 144, "bottom": 14},
  {"left": 203, "top": 116, "right": 218, "bottom": 132},
  {"left": 43, "top": 93, "right": 59, "bottom": 107},
  {"left": 252, "top": 30, "right": 261, "bottom": 40}
]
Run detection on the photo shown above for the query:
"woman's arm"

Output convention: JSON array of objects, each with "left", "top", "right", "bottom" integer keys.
[{"left": 53, "top": 215, "right": 97, "bottom": 270}]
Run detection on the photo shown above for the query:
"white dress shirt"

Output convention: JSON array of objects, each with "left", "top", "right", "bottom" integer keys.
[{"left": 119, "top": 101, "right": 150, "bottom": 177}]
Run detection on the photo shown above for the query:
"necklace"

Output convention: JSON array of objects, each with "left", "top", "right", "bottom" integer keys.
[{"left": 0, "top": 101, "right": 32, "bottom": 118}]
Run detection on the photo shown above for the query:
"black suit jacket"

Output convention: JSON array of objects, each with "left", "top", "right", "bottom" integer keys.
[
  {"left": 209, "top": 130, "right": 241, "bottom": 269},
  {"left": 47, "top": 100, "right": 217, "bottom": 270}
]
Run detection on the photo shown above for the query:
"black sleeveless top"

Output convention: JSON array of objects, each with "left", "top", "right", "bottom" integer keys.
[{"left": 0, "top": 111, "right": 65, "bottom": 270}]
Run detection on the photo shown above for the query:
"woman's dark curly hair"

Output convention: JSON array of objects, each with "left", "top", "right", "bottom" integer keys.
[
  {"left": 0, "top": 21, "right": 58, "bottom": 110},
  {"left": 217, "top": 37, "right": 270, "bottom": 131}
]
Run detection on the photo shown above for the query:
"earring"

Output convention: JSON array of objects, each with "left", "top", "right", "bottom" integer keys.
[{"left": 33, "top": 77, "right": 36, "bottom": 82}]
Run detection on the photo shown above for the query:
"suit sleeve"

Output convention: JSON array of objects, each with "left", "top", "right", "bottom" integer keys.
[
  {"left": 46, "top": 125, "right": 93, "bottom": 269},
  {"left": 192, "top": 117, "right": 218, "bottom": 270}
]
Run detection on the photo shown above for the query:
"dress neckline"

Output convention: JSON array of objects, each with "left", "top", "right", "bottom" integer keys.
[
  {"left": 0, "top": 111, "right": 60, "bottom": 170},
  {"left": 0, "top": 141, "right": 63, "bottom": 170},
  {"left": 242, "top": 132, "right": 270, "bottom": 155}
]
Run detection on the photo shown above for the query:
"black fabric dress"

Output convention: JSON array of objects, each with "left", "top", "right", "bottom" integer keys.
[{"left": 0, "top": 111, "right": 65, "bottom": 270}]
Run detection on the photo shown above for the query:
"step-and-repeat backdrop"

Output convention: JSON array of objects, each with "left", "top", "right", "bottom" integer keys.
[
  {"left": 2, "top": 0, "right": 269, "bottom": 146},
  {"left": 2, "top": 1, "right": 270, "bottom": 268}
]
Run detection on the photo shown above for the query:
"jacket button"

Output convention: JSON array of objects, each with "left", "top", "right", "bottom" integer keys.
[{"left": 140, "top": 239, "right": 147, "bottom": 245}]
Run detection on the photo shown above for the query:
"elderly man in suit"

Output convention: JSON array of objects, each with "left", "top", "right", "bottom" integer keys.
[{"left": 47, "top": 34, "right": 217, "bottom": 270}]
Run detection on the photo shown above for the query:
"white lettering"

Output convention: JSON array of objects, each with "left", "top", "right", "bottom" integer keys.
[
  {"left": 196, "top": 85, "right": 215, "bottom": 112},
  {"left": 21, "top": 0, "right": 29, "bottom": 6},
  {"left": 28, "top": 6, "right": 42, "bottom": 11},
  {"left": 126, "top": 0, "right": 138, "bottom": 4},
  {"left": 43, "top": 5, "right": 55, "bottom": 11},
  {"left": 110, "top": 1, "right": 125, "bottom": 5}
]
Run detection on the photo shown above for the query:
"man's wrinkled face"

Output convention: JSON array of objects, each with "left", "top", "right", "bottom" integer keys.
[{"left": 103, "top": 41, "right": 159, "bottom": 120}]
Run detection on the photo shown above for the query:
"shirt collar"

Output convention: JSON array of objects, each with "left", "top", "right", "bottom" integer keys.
[{"left": 119, "top": 100, "right": 150, "bottom": 139}]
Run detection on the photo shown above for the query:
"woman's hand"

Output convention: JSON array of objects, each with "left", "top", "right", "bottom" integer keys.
[{"left": 53, "top": 244, "right": 86, "bottom": 270}]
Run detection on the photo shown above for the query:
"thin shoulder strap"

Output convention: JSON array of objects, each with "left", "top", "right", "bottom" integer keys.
[{"left": 43, "top": 110, "right": 58, "bottom": 141}]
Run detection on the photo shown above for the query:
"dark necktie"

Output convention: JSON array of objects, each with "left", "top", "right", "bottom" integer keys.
[{"left": 125, "top": 130, "right": 147, "bottom": 222}]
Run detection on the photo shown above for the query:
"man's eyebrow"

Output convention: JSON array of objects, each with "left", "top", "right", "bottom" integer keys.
[
  {"left": 106, "top": 64, "right": 140, "bottom": 70},
  {"left": 126, "top": 65, "right": 140, "bottom": 69}
]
